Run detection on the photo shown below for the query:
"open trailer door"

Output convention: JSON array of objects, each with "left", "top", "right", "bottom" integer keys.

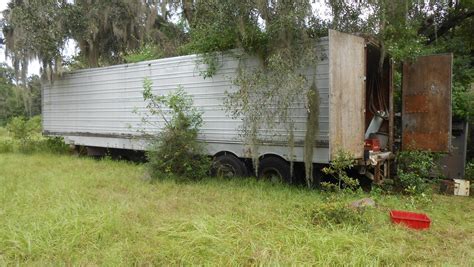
[
  {"left": 402, "top": 54, "right": 452, "bottom": 152},
  {"left": 328, "top": 30, "right": 366, "bottom": 160}
]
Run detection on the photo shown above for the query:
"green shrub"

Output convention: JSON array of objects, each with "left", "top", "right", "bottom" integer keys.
[
  {"left": 396, "top": 150, "right": 436, "bottom": 195},
  {"left": 6, "top": 116, "right": 32, "bottom": 141},
  {"left": 6, "top": 116, "right": 41, "bottom": 142},
  {"left": 141, "top": 79, "right": 211, "bottom": 181},
  {"left": 40, "top": 137, "right": 71, "bottom": 154},
  {"left": 28, "top": 115, "right": 42, "bottom": 133},
  {"left": 465, "top": 160, "right": 474, "bottom": 181},
  {"left": 5, "top": 116, "right": 43, "bottom": 153},
  {"left": 1, "top": 117, "right": 70, "bottom": 154},
  {"left": 322, "top": 150, "right": 359, "bottom": 191}
]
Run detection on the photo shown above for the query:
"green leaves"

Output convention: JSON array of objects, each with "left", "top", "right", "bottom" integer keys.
[
  {"left": 184, "top": 1, "right": 321, "bottom": 185},
  {"left": 2, "top": 0, "right": 69, "bottom": 81},
  {"left": 2, "top": 0, "right": 187, "bottom": 78},
  {"left": 322, "top": 150, "right": 359, "bottom": 192},
  {"left": 396, "top": 150, "right": 437, "bottom": 195},
  {"left": 452, "top": 87, "right": 474, "bottom": 120},
  {"left": 140, "top": 79, "right": 210, "bottom": 181},
  {"left": 124, "top": 44, "right": 164, "bottom": 63},
  {"left": 6, "top": 116, "right": 40, "bottom": 142}
]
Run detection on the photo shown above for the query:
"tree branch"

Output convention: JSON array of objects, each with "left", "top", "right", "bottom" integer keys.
[{"left": 420, "top": 9, "right": 474, "bottom": 45}]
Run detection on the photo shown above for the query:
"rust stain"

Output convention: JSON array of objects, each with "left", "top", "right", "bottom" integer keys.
[
  {"left": 402, "top": 132, "right": 450, "bottom": 152},
  {"left": 402, "top": 54, "right": 452, "bottom": 152},
  {"left": 404, "top": 94, "right": 428, "bottom": 113}
]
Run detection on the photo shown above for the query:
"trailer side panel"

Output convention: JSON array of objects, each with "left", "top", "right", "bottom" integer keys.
[{"left": 43, "top": 41, "right": 331, "bottom": 163}]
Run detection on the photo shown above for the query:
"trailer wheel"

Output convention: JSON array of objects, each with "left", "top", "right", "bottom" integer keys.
[
  {"left": 212, "top": 154, "right": 247, "bottom": 178},
  {"left": 258, "top": 156, "right": 292, "bottom": 184}
]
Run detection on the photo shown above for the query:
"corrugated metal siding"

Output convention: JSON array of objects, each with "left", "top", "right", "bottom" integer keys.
[{"left": 43, "top": 39, "right": 330, "bottom": 163}]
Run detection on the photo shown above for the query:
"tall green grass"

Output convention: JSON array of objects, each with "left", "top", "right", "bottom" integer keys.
[{"left": 0, "top": 153, "right": 473, "bottom": 265}]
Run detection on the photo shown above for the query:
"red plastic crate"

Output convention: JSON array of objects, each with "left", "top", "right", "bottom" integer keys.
[{"left": 390, "top": 210, "right": 431, "bottom": 230}]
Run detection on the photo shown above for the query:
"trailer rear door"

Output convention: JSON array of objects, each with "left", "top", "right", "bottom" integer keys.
[
  {"left": 402, "top": 54, "right": 452, "bottom": 152},
  {"left": 328, "top": 30, "right": 366, "bottom": 160}
]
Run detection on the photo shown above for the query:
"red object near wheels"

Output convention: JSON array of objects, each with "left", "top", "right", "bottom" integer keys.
[
  {"left": 390, "top": 210, "right": 431, "bottom": 230},
  {"left": 364, "top": 138, "right": 381, "bottom": 152}
]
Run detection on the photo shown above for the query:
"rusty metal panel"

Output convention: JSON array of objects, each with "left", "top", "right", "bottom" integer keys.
[
  {"left": 329, "top": 30, "right": 366, "bottom": 159},
  {"left": 404, "top": 94, "right": 429, "bottom": 113},
  {"left": 402, "top": 54, "right": 452, "bottom": 152}
]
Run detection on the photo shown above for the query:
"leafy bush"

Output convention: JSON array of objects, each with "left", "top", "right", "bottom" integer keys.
[
  {"left": 396, "top": 150, "right": 436, "bottom": 194},
  {"left": 6, "top": 116, "right": 40, "bottom": 142},
  {"left": 141, "top": 79, "right": 211, "bottom": 181},
  {"left": 4, "top": 116, "right": 69, "bottom": 154},
  {"left": 465, "top": 160, "right": 474, "bottom": 181},
  {"left": 40, "top": 136, "right": 71, "bottom": 154},
  {"left": 28, "top": 115, "right": 42, "bottom": 132},
  {"left": 5, "top": 116, "right": 41, "bottom": 153},
  {"left": 452, "top": 88, "right": 474, "bottom": 120},
  {"left": 322, "top": 150, "right": 359, "bottom": 191}
]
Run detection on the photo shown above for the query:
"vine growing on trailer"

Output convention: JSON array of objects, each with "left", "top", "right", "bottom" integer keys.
[{"left": 186, "top": 0, "right": 323, "bottom": 186}]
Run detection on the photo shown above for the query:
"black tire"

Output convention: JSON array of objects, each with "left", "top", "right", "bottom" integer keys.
[
  {"left": 212, "top": 154, "right": 248, "bottom": 178},
  {"left": 258, "top": 156, "right": 292, "bottom": 184}
]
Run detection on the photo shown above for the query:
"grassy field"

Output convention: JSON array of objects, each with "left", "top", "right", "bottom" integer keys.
[{"left": 0, "top": 152, "right": 473, "bottom": 265}]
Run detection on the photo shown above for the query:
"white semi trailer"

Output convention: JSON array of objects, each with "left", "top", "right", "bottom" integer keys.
[{"left": 42, "top": 30, "right": 452, "bottom": 184}]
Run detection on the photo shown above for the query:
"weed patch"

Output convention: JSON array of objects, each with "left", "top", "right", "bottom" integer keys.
[
  {"left": 0, "top": 139, "right": 14, "bottom": 153},
  {"left": 39, "top": 136, "right": 71, "bottom": 154},
  {"left": 2, "top": 117, "right": 71, "bottom": 154},
  {"left": 311, "top": 201, "right": 368, "bottom": 227}
]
